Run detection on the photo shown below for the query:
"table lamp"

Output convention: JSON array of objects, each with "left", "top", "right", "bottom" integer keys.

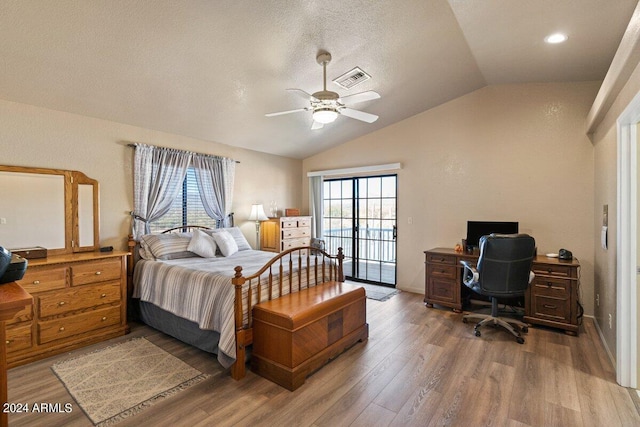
[{"left": 248, "top": 204, "right": 269, "bottom": 249}]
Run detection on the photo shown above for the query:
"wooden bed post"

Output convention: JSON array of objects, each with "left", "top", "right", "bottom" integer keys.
[
  {"left": 337, "top": 247, "right": 345, "bottom": 282},
  {"left": 231, "top": 266, "right": 247, "bottom": 380}
]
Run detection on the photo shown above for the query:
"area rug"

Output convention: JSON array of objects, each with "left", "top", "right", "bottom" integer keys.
[
  {"left": 350, "top": 282, "right": 400, "bottom": 301},
  {"left": 51, "top": 338, "right": 209, "bottom": 426}
]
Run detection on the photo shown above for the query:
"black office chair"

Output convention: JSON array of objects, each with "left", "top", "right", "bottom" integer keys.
[{"left": 460, "top": 233, "right": 536, "bottom": 344}]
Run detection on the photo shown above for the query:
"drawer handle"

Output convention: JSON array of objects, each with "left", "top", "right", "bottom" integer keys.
[
  {"left": 100, "top": 293, "right": 107, "bottom": 298},
  {"left": 543, "top": 304, "right": 557, "bottom": 309},
  {"left": 33, "top": 280, "right": 40, "bottom": 285},
  {"left": 101, "top": 316, "right": 107, "bottom": 321},
  {"left": 58, "top": 301, "right": 66, "bottom": 306},
  {"left": 5, "top": 340, "right": 11, "bottom": 345},
  {"left": 95, "top": 271, "right": 102, "bottom": 275},
  {"left": 59, "top": 327, "right": 65, "bottom": 332}
]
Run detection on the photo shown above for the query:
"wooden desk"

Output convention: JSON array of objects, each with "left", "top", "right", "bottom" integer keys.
[
  {"left": 424, "top": 248, "right": 581, "bottom": 335},
  {"left": 0, "top": 282, "right": 33, "bottom": 427}
]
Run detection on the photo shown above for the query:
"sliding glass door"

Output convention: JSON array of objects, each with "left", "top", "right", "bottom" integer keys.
[{"left": 323, "top": 175, "right": 397, "bottom": 286}]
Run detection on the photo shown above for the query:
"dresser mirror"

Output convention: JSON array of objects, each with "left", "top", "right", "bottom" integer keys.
[{"left": 0, "top": 165, "right": 99, "bottom": 255}]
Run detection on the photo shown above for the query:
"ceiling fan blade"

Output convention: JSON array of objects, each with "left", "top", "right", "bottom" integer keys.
[
  {"left": 265, "top": 108, "right": 308, "bottom": 117},
  {"left": 311, "top": 121, "right": 324, "bottom": 130},
  {"left": 340, "top": 107, "right": 379, "bottom": 123},
  {"left": 339, "top": 91, "right": 381, "bottom": 105},
  {"left": 286, "top": 88, "right": 319, "bottom": 102}
]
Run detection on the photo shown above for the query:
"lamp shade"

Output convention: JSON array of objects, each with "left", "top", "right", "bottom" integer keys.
[{"left": 249, "top": 204, "right": 269, "bottom": 221}]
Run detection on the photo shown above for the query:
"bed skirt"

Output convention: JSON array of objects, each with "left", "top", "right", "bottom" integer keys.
[{"left": 139, "top": 301, "right": 221, "bottom": 355}]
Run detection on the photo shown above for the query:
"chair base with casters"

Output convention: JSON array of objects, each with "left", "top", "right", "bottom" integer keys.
[{"left": 462, "top": 296, "right": 528, "bottom": 344}]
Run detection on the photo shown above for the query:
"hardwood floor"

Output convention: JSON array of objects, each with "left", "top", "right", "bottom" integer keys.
[{"left": 7, "top": 291, "right": 640, "bottom": 426}]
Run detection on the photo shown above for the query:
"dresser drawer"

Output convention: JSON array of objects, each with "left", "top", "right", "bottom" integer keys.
[
  {"left": 531, "top": 295, "right": 570, "bottom": 322},
  {"left": 282, "top": 228, "right": 310, "bottom": 239},
  {"left": 282, "top": 238, "right": 310, "bottom": 250},
  {"left": 281, "top": 220, "right": 298, "bottom": 228},
  {"left": 38, "top": 281, "right": 121, "bottom": 318},
  {"left": 532, "top": 263, "right": 573, "bottom": 278},
  {"left": 297, "top": 218, "right": 311, "bottom": 228},
  {"left": 71, "top": 259, "right": 121, "bottom": 286},
  {"left": 426, "top": 254, "right": 456, "bottom": 265},
  {"left": 5, "top": 304, "right": 32, "bottom": 326},
  {"left": 5, "top": 324, "right": 32, "bottom": 353},
  {"left": 38, "top": 305, "right": 121, "bottom": 344},
  {"left": 428, "top": 265, "right": 457, "bottom": 280},
  {"left": 16, "top": 267, "right": 67, "bottom": 293}
]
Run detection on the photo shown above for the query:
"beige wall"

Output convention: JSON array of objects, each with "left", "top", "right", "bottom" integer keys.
[
  {"left": 0, "top": 99, "right": 302, "bottom": 251},
  {"left": 591, "top": 59, "right": 640, "bottom": 363},
  {"left": 303, "top": 82, "right": 599, "bottom": 316}
]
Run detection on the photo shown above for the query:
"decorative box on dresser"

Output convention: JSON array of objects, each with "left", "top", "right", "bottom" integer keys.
[
  {"left": 260, "top": 216, "right": 312, "bottom": 253},
  {"left": 4, "top": 251, "right": 129, "bottom": 368},
  {"left": 424, "top": 248, "right": 581, "bottom": 335}
]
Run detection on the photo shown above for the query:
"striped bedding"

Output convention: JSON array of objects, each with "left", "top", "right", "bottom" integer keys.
[{"left": 133, "top": 249, "right": 330, "bottom": 369}]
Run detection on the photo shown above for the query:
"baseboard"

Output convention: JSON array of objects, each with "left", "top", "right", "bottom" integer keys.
[{"left": 591, "top": 314, "right": 616, "bottom": 370}]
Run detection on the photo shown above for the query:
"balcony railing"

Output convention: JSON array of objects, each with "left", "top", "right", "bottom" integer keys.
[{"left": 324, "top": 227, "right": 396, "bottom": 263}]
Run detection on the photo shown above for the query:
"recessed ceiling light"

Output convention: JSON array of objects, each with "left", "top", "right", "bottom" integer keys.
[{"left": 545, "top": 33, "right": 568, "bottom": 44}]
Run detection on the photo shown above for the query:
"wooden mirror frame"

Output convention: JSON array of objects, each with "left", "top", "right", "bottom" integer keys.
[{"left": 0, "top": 165, "right": 99, "bottom": 255}]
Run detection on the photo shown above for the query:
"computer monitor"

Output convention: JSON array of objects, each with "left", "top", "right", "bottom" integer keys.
[{"left": 466, "top": 221, "right": 519, "bottom": 250}]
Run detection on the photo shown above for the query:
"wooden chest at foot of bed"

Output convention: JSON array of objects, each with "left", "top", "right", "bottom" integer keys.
[{"left": 251, "top": 281, "right": 368, "bottom": 391}]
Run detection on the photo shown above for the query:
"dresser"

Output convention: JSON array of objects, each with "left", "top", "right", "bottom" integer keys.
[
  {"left": 424, "top": 248, "right": 581, "bottom": 335},
  {"left": 4, "top": 251, "right": 129, "bottom": 367},
  {"left": 0, "top": 283, "right": 32, "bottom": 427},
  {"left": 260, "top": 216, "right": 312, "bottom": 253}
]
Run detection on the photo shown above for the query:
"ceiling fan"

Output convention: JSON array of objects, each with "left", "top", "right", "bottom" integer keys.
[{"left": 265, "top": 52, "right": 380, "bottom": 130}]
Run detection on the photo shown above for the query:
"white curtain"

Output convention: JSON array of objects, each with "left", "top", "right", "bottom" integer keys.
[
  {"left": 309, "top": 175, "right": 324, "bottom": 239},
  {"left": 192, "top": 154, "right": 236, "bottom": 227},
  {"left": 132, "top": 143, "right": 191, "bottom": 239}
]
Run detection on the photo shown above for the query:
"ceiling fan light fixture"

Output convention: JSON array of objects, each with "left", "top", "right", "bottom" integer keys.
[{"left": 313, "top": 108, "right": 339, "bottom": 124}]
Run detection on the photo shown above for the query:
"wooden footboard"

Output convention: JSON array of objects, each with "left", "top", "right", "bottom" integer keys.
[{"left": 230, "top": 246, "right": 344, "bottom": 380}]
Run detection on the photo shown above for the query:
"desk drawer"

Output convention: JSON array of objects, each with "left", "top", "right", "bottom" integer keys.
[
  {"left": 532, "top": 277, "right": 570, "bottom": 299},
  {"left": 532, "top": 263, "right": 573, "bottom": 278},
  {"left": 427, "top": 278, "right": 457, "bottom": 303},
  {"left": 428, "top": 265, "right": 457, "bottom": 280},
  {"left": 531, "top": 295, "right": 570, "bottom": 322},
  {"left": 426, "top": 254, "right": 456, "bottom": 265}
]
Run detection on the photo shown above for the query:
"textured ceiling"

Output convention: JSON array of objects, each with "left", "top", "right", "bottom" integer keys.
[{"left": 0, "top": 0, "right": 637, "bottom": 159}]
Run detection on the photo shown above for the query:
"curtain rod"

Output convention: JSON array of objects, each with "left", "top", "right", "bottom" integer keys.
[{"left": 127, "top": 143, "right": 240, "bottom": 163}]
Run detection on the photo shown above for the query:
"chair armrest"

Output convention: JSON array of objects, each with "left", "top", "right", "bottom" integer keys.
[
  {"left": 460, "top": 260, "right": 479, "bottom": 286},
  {"left": 529, "top": 271, "right": 535, "bottom": 284}
]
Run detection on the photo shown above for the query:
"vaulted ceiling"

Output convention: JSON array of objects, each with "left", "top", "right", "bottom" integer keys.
[{"left": 0, "top": 1, "right": 637, "bottom": 158}]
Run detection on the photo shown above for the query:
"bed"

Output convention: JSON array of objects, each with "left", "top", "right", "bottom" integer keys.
[{"left": 127, "top": 224, "right": 344, "bottom": 380}]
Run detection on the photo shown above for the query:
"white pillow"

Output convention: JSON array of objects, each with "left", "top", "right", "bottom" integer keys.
[
  {"left": 212, "top": 230, "right": 239, "bottom": 257},
  {"left": 187, "top": 229, "right": 218, "bottom": 258},
  {"left": 208, "top": 227, "right": 251, "bottom": 251}
]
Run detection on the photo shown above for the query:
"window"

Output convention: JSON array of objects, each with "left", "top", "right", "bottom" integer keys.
[{"left": 148, "top": 168, "right": 216, "bottom": 232}]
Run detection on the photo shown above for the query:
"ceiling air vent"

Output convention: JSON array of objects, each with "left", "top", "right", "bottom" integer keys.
[{"left": 333, "top": 67, "right": 371, "bottom": 90}]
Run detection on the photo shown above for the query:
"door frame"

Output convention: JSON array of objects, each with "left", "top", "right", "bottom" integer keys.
[
  {"left": 617, "top": 88, "right": 640, "bottom": 388},
  {"left": 324, "top": 174, "right": 398, "bottom": 286}
]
